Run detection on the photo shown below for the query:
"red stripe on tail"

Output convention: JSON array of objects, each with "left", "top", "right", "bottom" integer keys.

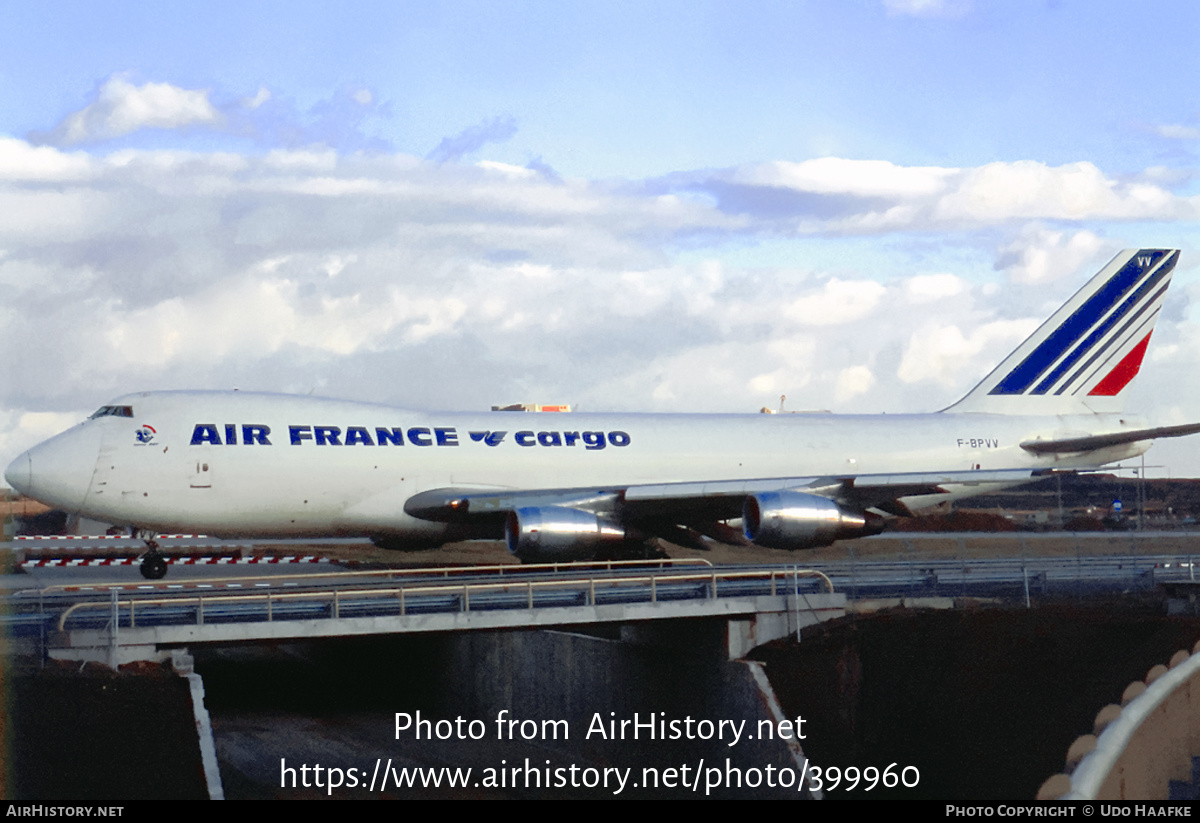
[{"left": 1088, "top": 332, "right": 1152, "bottom": 396}]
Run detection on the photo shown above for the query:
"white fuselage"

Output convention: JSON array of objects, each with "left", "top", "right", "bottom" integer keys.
[{"left": 4, "top": 391, "right": 1147, "bottom": 539}]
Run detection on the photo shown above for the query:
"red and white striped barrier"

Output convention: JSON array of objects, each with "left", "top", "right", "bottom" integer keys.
[
  {"left": 22, "top": 557, "right": 138, "bottom": 567},
  {"left": 15, "top": 534, "right": 208, "bottom": 540},
  {"left": 21, "top": 555, "right": 332, "bottom": 569}
]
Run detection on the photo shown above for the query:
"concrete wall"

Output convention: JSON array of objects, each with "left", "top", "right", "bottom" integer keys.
[{"left": 438, "top": 619, "right": 816, "bottom": 798}]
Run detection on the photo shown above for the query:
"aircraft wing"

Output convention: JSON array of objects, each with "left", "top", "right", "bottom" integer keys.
[
  {"left": 403, "top": 467, "right": 1044, "bottom": 533},
  {"left": 622, "top": 468, "right": 1042, "bottom": 507}
]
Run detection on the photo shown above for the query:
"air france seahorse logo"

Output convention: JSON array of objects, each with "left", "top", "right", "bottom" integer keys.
[{"left": 135, "top": 424, "right": 157, "bottom": 445}]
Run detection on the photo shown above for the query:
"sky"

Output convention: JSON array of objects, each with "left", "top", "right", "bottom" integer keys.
[{"left": 2, "top": 0, "right": 1200, "bottom": 478}]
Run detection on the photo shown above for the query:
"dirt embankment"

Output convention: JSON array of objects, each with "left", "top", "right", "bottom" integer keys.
[{"left": 753, "top": 601, "right": 1200, "bottom": 799}]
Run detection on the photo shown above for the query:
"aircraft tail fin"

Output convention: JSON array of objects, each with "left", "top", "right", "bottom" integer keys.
[{"left": 946, "top": 249, "right": 1180, "bottom": 415}]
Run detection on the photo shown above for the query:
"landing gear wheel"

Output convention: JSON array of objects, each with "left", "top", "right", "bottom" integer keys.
[{"left": 140, "top": 552, "right": 168, "bottom": 580}]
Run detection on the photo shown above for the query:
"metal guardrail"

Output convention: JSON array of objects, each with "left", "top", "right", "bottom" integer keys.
[
  {"left": 15, "top": 550, "right": 1200, "bottom": 641},
  {"left": 27, "top": 556, "right": 714, "bottom": 597},
  {"left": 54, "top": 567, "right": 835, "bottom": 631}
]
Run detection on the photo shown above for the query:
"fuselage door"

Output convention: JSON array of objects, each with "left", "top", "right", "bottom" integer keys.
[{"left": 189, "top": 459, "right": 213, "bottom": 489}]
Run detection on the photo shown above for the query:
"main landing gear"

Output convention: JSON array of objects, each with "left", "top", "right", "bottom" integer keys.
[{"left": 134, "top": 529, "right": 168, "bottom": 580}]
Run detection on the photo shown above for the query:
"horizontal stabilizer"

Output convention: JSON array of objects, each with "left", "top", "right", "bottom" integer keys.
[{"left": 1019, "top": 422, "right": 1200, "bottom": 454}]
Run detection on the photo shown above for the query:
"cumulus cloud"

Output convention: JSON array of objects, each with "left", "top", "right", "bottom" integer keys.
[
  {"left": 835, "top": 365, "right": 876, "bottom": 403},
  {"left": 427, "top": 115, "right": 519, "bottom": 164},
  {"left": 904, "top": 272, "right": 965, "bottom": 302},
  {"left": 1155, "top": 124, "right": 1200, "bottom": 141},
  {"left": 30, "top": 77, "right": 391, "bottom": 153},
  {"left": 97, "top": 276, "right": 470, "bottom": 368},
  {"left": 782, "top": 278, "right": 887, "bottom": 326},
  {"left": 897, "top": 319, "right": 1038, "bottom": 387},
  {"left": 31, "top": 76, "right": 221, "bottom": 146},
  {"left": 1, "top": 133, "right": 1198, "bottom": 476},
  {"left": 242, "top": 87, "right": 271, "bottom": 109},
  {"left": 0, "top": 409, "right": 90, "bottom": 475},
  {"left": 228, "top": 86, "right": 391, "bottom": 152},
  {"left": 477, "top": 160, "right": 540, "bottom": 180},
  {"left": 994, "top": 228, "right": 1111, "bottom": 284},
  {"left": 732, "top": 157, "right": 955, "bottom": 200},
  {"left": 0, "top": 137, "right": 94, "bottom": 181},
  {"left": 680, "top": 159, "right": 1198, "bottom": 232},
  {"left": 938, "top": 162, "right": 1126, "bottom": 222}
]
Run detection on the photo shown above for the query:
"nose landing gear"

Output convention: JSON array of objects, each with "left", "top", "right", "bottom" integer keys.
[
  {"left": 140, "top": 549, "right": 168, "bottom": 580},
  {"left": 133, "top": 529, "right": 169, "bottom": 579}
]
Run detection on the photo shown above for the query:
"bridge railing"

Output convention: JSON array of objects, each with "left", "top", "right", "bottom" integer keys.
[
  {"left": 29, "top": 556, "right": 715, "bottom": 597},
  {"left": 54, "top": 567, "right": 835, "bottom": 632}
]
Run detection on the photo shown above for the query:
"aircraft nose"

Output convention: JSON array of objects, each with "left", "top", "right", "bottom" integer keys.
[
  {"left": 5, "top": 427, "right": 98, "bottom": 512},
  {"left": 4, "top": 451, "right": 31, "bottom": 495}
]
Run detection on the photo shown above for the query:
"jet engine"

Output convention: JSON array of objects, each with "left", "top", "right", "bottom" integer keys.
[
  {"left": 742, "top": 490, "right": 869, "bottom": 550},
  {"left": 505, "top": 506, "right": 625, "bottom": 561}
]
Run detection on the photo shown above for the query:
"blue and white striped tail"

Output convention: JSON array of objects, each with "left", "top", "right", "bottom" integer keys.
[{"left": 948, "top": 249, "right": 1180, "bottom": 415}]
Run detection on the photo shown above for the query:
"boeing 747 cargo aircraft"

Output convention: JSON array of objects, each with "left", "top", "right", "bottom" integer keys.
[{"left": 6, "top": 249, "right": 1198, "bottom": 578}]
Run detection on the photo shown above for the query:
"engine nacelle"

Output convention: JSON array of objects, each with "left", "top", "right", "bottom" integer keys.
[
  {"left": 743, "top": 491, "right": 868, "bottom": 550},
  {"left": 505, "top": 506, "right": 625, "bottom": 561}
]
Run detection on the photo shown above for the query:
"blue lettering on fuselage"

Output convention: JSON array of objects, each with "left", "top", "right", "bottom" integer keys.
[
  {"left": 345, "top": 426, "right": 374, "bottom": 446},
  {"left": 243, "top": 424, "right": 271, "bottom": 445},
  {"left": 191, "top": 424, "right": 222, "bottom": 446},
  {"left": 582, "top": 431, "right": 606, "bottom": 450},
  {"left": 190, "top": 424, "right": 632, "bottom": 448},
  {"left": 314, "top": 426, "right": 341, "bottom": 446},
  {"left": 376, "top": 427, "right": 404, "bottom": 445},
  {"left": 469, "top": 431, "right": 508, "bottom": 446}
]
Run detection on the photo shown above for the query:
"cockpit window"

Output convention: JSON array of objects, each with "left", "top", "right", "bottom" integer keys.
[{"left": 89, "top": 405, "right": 134, "bottom": 419}]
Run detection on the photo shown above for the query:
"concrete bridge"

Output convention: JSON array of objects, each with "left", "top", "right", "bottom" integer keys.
[{"left": 9, "top": 559, "right": 845, "bottom": 665}]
